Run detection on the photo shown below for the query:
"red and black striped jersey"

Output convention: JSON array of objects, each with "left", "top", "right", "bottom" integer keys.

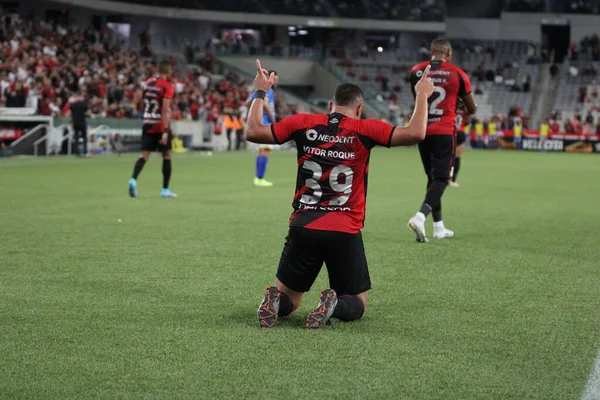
[
  {"left": 142, "top": 77, "right": 174, "bottom": 134},
  {"left": 410, "top": 60, "right": 472, "bottom": 136},
  {"left": 271, "top": 113, "right": 394, "bottom": 234},
  {"left": 456, "top": 108, "right": 469, "bottom": 132}
]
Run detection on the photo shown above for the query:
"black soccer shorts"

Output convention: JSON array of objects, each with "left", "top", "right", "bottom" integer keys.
[
  {"left": 141, "top": 127, "right": 173, "bottom": 153},
  {"left": 276, "top": 227, "right": 371, "bottom": 296},
  {"left": 418, "top": 134, "right": 455, "bottom": 180},
  {"left": 455, "top": 131, "right": 466, "bottom": 146}
]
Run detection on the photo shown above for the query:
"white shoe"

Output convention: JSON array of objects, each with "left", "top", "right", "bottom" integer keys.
[
  {"left": 449, "top": 181, "right": 460, "bottom": 188},
  {"left": 433, "top": 227, "right": 455, "bottom": 239},
  {"left": 408, "top": 215, "right": 428, "bottom": 243}
]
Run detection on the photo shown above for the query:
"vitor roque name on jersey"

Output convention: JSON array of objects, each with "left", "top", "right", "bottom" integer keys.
[
  {"left": 303, "top": 145, "right": 355, "bottom": 159},
  {"left": 306, "top": 129, "right": 355, "bottom": 144}
]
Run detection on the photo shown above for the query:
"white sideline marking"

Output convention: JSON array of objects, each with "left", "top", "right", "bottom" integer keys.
[{"left": 582, "top": 350, "right": 600, "bottom": 400}]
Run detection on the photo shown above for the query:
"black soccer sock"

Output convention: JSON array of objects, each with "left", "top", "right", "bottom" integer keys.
[
  {"left": 278, "top": 292, "right": 293, "bottom": 317},
  {"left": 432, "top": 201, "right": 442, "bottom": 223},
  {"left": 331, "top": 295, "right": 364, "bottom": 322},
  {"left": 132, "top": 157, "right": 146, "bottom": 180},
  {"left": 418, "top": 179, "right": 434, "bottom": 216},
  {"left": 422, "top": 178, "right": 448, "bottom": 213},
  {"left": 452, "top": 157, "right": 461, "bottom": 182},
  {"left": 419, "top": 203, "right": 433, "bottom": 217},
  {"left": 162, "top": 159, "right": 172, "bottom": 189}
]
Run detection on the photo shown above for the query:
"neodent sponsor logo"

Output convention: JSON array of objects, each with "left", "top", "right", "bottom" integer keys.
[
  {"left": 306, "top": 129, "right": 318, "bottom": 141},
  {"left": 305, "top": 129, "right": 355, "bottom": 143}
]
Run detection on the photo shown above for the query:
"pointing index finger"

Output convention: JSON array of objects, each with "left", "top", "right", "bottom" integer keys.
[
  {"left": 256, "top": 59, "right": 265, "bottom": 77},
  {"left": 421, "top": 64, "right": 431, "bottom": 79}
]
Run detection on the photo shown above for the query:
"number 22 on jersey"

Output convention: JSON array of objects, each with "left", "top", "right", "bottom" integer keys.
[{"left": 143, "top": 99, "right": 160, "bottom": 119}]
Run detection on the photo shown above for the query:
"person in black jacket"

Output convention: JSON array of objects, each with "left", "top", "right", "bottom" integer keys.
[
  {"left": 69, "top": 92, "right": 91, "bottom": 156},
  {"left": 5, "top": 82, "right": 27, "bottom": 107}
]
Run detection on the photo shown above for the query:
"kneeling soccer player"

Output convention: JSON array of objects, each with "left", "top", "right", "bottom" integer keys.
[{"left": 246, "top": 60, "right": 435, "bottom": 328}]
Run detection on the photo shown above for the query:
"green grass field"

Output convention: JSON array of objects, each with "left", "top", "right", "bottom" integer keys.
[{"left": 1, "top": 149, "right": 599, "bottom": 399}]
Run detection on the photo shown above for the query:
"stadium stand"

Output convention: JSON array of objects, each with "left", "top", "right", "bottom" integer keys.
[
  {"left": 0, "top": 12, "right": 324, "bottom": 155},
  {"left": 458, "top": 40, "right": 540, "bottom": 124},
  {"left": 125, "top": 0, "right": 445, "bottom": 20},
  {"left": 328, "top": 39, "right": 539, "bottom": 127},
  {"left": 0, "top": 15, "right": 264, "bottom": 128},
  {"left": 550, "top": 34, "right": 600, "bottom": 132},
  {"left": 548, "top": 0, "right": 600, "bottom": 13},
  {"left": 504, "top": 0, "right": 547, "bottom": 12}
]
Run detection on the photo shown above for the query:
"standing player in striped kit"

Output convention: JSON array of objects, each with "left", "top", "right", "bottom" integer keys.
[
  {"left": 128, "top": 61, "right": 177, "bottom": 198},
  {"left": 408, "top": 38, "right": 477, "bottom": 242}
]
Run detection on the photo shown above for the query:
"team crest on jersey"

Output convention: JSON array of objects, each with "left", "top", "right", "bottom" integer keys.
[
  {"left": 416, "top": 70, "right": 423, "bottom": 78},
  {"left": 330, "top": 118, "right": 339, "bottom": 124}
]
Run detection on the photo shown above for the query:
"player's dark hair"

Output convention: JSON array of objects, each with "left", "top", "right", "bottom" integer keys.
[
  {"left": 158, "top": 60, "right": 172, "bottom": 74},
  {"left": 431, "top": 37, "right": 452, "bottom": 54},
  {"left": 334, "top": 83, "right": 364, "bottom": 107}
]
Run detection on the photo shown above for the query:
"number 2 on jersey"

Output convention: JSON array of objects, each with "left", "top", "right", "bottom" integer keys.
[
  {"left": 300, "top": 161, "right": 353, "bottom": 206},
  {"left": 143, "top": 99, "right": 160, "bottom": 119},
  {"left": 429, "top": 87, "right": 446, "bottom": 116}
]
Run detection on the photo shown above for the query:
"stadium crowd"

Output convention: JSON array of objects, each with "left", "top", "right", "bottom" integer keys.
[
  {"left": 547, "top": 108, "right": 600, "bottom": 134},
  {"left": 2, "top": 12, "right": 545, "bottom": 142},
  {"left": 0, "top": 14, "right": 265, "bottom": 134}
]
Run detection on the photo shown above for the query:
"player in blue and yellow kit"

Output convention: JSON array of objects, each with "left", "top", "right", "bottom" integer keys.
[{"left": 251, "top": 71, "right": 278, "bottom": 187}]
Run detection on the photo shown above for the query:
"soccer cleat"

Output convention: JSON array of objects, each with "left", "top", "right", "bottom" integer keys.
[
  {"left": 254, "top": 178, "right": 274, "bottom": 187},
  {"left": 306, "top": 289, "right": 338, "bottom": 329},
  {"left": 128, "top": 178, "right": 138, "bottom": 198},
  {"left": 408, "top": 215, "right": 428, "bottom": 243},
  {"left": 433, "top": 227, "right": 455, "bottom": 239},
  {"left": 257, "top": 286, "right": 281, "bottom": 328},
  {"left": 161, "top": 188, "right": 177, "bottom": 198},
  {"left": 449, "top": 181, "right": 460, "bottom": 188}
]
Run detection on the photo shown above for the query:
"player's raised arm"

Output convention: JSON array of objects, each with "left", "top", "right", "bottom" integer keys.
[
  {"left": 389, "top": 65, "right": 435, "bottom": 146},
  {"left": 246, "top": 59, "right": 277, "bottom": 144}
]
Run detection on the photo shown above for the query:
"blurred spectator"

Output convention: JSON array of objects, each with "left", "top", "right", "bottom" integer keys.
[
  {"left": 388, "top": 99, "right": 400, "bottom": 123},
  {"left": 585, "top": 112, "right": 594, "bottom": 126},
  {"left": 523, "top": 74, "right": 532, "bottom": 92},
  {"left": 5, "top": 82, "right": 27, "bottom": 107},
  {"left": 579, "top": 86, "right": 587, "bottom": 103}
]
